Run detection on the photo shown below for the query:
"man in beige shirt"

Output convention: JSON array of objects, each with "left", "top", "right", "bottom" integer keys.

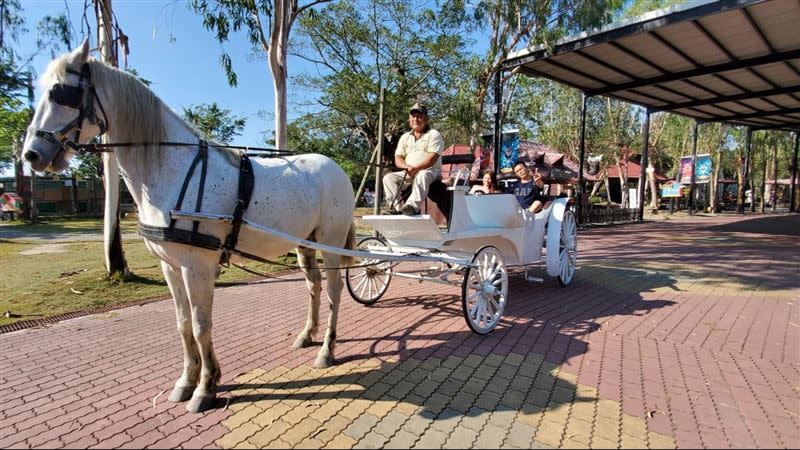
[{"left": 383, "top": 103, "right": 445, "bottom": 215}]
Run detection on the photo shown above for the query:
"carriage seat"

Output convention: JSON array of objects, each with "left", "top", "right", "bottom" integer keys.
[{"left": 421, "top": 153, "right": 476, "bottom": 226}]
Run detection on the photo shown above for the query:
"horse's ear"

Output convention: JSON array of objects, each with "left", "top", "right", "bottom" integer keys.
[{"left": 70, "top": 39, "right": 91, "bottom": 63}]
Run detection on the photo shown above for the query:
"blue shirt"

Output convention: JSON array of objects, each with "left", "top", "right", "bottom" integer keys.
[{"left": 506, "top": 180, "right": 545, "bottom": 210}]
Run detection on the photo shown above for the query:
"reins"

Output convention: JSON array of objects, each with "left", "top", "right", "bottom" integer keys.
[{"left": 71, "top": 140, "right": 393, "bottom": 170}]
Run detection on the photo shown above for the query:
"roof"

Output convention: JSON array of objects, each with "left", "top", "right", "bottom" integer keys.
[
  {"left": 602, "top": 159, "right": 671, "bottom": 182},
  {"left": 504, "top": 0, "right": 800, "bottom": 131}
]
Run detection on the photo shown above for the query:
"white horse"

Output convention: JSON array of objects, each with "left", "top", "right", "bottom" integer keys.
[{"left": 23, "top": 41, "right": 356, "bottom": 413}]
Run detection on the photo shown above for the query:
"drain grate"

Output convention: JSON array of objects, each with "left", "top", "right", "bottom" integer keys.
[{"left": 0, "top": 295, "right": 169, "bottom": 334}]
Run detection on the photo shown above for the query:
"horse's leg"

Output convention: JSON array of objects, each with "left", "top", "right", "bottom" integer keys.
[
  {"left": 161, "top": 261, "right": 201, "bottom": 402},
  {"left": 315, "top": 253, "right": 344, "bottom": 368},
  {"left": 181, "top": 262, "right": 221, "bottom": 413},
  {"left": 293, "top": 246, "right": 322, "bottom": 349}
]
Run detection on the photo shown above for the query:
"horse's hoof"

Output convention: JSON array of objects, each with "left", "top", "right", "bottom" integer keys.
[
  {"left": 168, "top": 385, "right": 195, "bottom": 403},
  {"left": 314, "top": 355, "right": 334, "bottom": 369},
  {"left": 186, "top": 393, "right": 216, "bottom": 413},
  {"left": 293, "top": 334, "right": 313, "bottom": 349}
]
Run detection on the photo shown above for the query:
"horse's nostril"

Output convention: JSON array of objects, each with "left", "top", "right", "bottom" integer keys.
[{"left": 24, "top": 151, "right": 41, "bottom": 162}]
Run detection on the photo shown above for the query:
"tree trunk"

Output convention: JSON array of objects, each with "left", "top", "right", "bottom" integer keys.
[
  {"left": 648, "top": 164, "right": 658, "bottom": 210},
  {"left": 616, "top": 156, "right": 628, "bottom": 208},
  {"left": 70, "top": 175, "right": 78, "bottom": 214},
  {"left": 354, "top": 147, "right": 378, "bottom": 207},
  {"left": 736, "top": 156, "right": 745, "bottom": 210},
  {"left": 97, "top": 0, "right": 129, "bottom": 276},
  {"left": 760, "top": 154, "right": 768, "bottom": 213},
  {"left": 30, "top": 172, "right": 37, "bottom": 223},
  {"left": 770, "top": 145, "right": 778, "bottom": 211},
  {"left": 710, "top": 152, "right": 721, "bottom": 213},
  {"left": 269, "top": 1, "right": 290, "bottom": 152},
  {"left": 590, "top": 181, "right": 601, "bottom": 198}
]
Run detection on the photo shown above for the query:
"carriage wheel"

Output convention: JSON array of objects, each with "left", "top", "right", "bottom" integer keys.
[
  {"left": 558, "top": 210, "right": 578, "bottom": 287},
  {"left": 461, "top": 246, "right": 508, "bottom": 335},
  {"left": 346, "top": 236, "right": 393, "bottom": 305}
]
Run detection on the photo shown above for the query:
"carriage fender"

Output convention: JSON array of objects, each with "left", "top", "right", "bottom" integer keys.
[{"left": 545, "top": 198, "right": 569, "bottom": 278}]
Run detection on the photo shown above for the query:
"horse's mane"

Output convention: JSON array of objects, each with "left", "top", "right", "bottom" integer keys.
[{"left": 41, "top": 54, "right": 240, "bottom": 165}]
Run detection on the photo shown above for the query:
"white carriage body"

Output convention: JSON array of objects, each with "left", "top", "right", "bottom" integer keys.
[{"left": 362, "top": 187, "right": 570, "bottom": 270}]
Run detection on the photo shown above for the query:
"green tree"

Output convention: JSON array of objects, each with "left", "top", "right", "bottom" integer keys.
[
  {"left": 0, "top": 0, "right": 72, "bottom": 169},
  {"left": 293, "top": 0, "right": 469, "bottom": 151},
  {"left": 190, "top": 0, "right": 332, "bottom": 153},
  {"left": 182, "top": 102, "right": 247, "bottom": 144},
  {"left": 448, "top": 0, "right": 623, "bottom": 152}
]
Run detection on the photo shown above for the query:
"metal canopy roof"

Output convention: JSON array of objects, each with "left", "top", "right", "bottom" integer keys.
[{"left": 503, "top": 0, "right": 800, "bottom": 131}]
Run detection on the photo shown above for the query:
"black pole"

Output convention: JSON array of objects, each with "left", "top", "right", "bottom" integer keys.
[
  {"left": 791, "top": 131, "right": 799, "bottom": 212},
  {"left": 493, "top": 71, "right": 502, "bottom": 177},
  {"left": 771, "top": 138, "right": 778, "bottom": 212},
  {"left": 739, "top": 127, "right": 753, "bottom": 214},
  {"left": 749, "top": 130, "right": 757, "bottom": 213},
  {"left": 577, "top": 93, "right": 588, "bottom": 226},
  {"left": 638, "top": 109, "right": 651, "bottom": 223},
  {"left": 688, "top": 120, "right": 699, "bottom": 215}
]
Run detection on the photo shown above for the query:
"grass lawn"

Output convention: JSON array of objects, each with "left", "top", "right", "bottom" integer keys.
[
  {"left": 0, "top": 216, "right": 139, "bottom": 234},
  {"left": 0, "top": 218, "right": 297, "bottom": 326}
]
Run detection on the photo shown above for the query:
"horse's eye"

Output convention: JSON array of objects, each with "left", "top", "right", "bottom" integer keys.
[{"left": 49, "top": 84, "right": 83, "bottom": 108}]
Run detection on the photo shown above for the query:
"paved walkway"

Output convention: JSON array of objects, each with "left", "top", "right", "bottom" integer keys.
[{"left": 1, "top": 213, "right": 798, "bottom": 449}]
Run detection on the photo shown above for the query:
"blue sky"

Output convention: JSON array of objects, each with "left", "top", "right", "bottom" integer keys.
[{"left": 17, "top": 0, "right": 322, "bottom": 148}]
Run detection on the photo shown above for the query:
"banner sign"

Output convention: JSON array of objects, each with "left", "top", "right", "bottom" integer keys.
[
  {"left": 678, "top": 154, "right": 712, "bottom": 184},
  {"left": 694, "top": 154, "right": 712, "bottom": 183},
  {"left": 499, "top": 131, "right": 520, "bottom": 173},
  {"left": 660, "top": 181, "right": 683, "bottom": 198}
]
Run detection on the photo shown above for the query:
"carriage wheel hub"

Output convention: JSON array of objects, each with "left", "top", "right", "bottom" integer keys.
[{"left": 481, "top": 282, "right": 497, "bottom": 296}]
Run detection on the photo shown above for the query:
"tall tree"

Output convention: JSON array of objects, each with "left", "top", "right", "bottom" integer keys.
[
  {"left": 182, "top": 102, "right": 247, "bottom": 144},
  {"left": 95, "top": 0, "right": 130, "bottom": 277},
  {"left": 191, "top": 0, "right": 331, "bottom": 153}
]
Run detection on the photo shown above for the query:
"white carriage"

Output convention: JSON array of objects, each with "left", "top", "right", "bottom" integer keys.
[{"left": 346, "top": 185, "right": 578, "bottom": 335}]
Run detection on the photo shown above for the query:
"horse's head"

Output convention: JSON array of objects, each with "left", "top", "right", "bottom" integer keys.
[{"left": 23, "top": 40, "right": 107, "bottom": 172}]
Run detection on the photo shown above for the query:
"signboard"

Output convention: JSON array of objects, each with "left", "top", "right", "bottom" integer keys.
[
  {"left": 499, "top": 130, "right": 520, "bottom": 173},
  {"left": 694, "top": 154, "right": 712, "bottom": 183},
  {"left": 678, "top": 154, "right": 712, "bottom": 184},
  {"left": 661, "top": 181, "right": 683, "bottom": 198}
]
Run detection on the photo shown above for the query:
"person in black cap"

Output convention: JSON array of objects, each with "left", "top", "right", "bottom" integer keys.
[{"left": 382, "top": 102, "right": 445, "bottom": 215}]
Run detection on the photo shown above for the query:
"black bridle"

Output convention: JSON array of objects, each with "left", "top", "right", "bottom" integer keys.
[{"left": 33, "top": 63, "right": 109, "bottom": 156}]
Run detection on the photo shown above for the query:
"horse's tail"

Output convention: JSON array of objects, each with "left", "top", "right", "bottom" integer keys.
[{"left": 341, "top": 221, "right": 357, "bottom": 269}]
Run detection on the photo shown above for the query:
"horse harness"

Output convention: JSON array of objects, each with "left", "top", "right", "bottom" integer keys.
[{"left": 137, "top": 142, "right": 255, "bottom": 266}]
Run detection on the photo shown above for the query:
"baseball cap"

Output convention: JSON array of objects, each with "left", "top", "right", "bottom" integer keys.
[{"left": 410, "top": 102, "right": 428, "bottom": 115}]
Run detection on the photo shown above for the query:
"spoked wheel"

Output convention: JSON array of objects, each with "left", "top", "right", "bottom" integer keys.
[
  {"left": 558, "top": 210, "right": 578, "bottom": 287},
  {"left": 346, "top": 236, "right": 393, "bottom": 305},
  {"left": 461, "top": 246, "right": 508, "bottom": 334}
]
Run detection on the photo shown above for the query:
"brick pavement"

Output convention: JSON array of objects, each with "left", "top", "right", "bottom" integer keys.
[{"left": 1, "top": 213, "right": 798, "bottom": 448}]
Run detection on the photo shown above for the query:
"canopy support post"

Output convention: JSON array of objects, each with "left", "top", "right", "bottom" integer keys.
[
  {"left": 791, "top": 131, "right": 799, "bottom": 212},
  {"left": 688, "top": 120, "right": 699, "bottom": 215},
  {"left": 638, "top": 108, "right": 651, "bottom": 222},
  {"left": 493, "top": 70, "right": 502, "bottom": 178},
  {"left": 577, "top": 93, "right": 589, "bottom": 226}
]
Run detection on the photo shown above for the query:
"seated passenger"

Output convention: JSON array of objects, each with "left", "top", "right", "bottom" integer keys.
[
  {"left": 506, "top": 161, "right": 546, "bottom": 214},
  {"left": 382, "top": 103, "right": 445, "bottom": 215},
  {"left": 470, "top": 171, "right": 502, "bottom": 195}
]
